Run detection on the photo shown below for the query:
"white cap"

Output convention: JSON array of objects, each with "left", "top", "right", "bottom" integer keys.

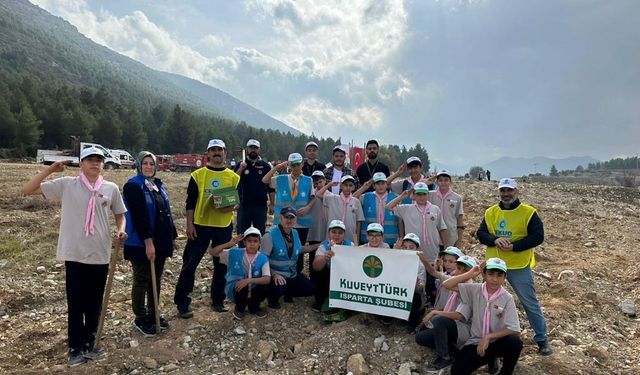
[
  {"left": 436, "top": 169, "right": 451, "bottom": 178},
  {"left": 403, "top": 233, "right": 421, "bottom": 247},
  {"left": 328, "top": 219, "right": 346, "bottom": 231},
  {"left": 288, "top": 153, "right": 303, "bottom": 165},
  {"left": 366, "top": 223, "right": 384, "bottom": 234},
  {"left": 485, "top": 257, "right": 508, "bottom": 272},
  {"left": 243, "top": 226, "right": 262, "bottom": 238},
  {"left": 340, "top": 175, "right": 355, "bottom": 183},
  {"left": 311, "top": 170, "right": 325, "bottom": 178},
  {"left": 456, "top": 255, "right": 477, "bottom": 269},
  {"left": 305, "top": 141, "right": 319, "bottom": 149},
  {"left": 372, "top": 172, "right": 387, "bottom": 183},
  {"left": 406, "top": 156, "right": 421, "bottom": 165},
  {"left": 413, "top": 182, "right": 430, "bottom": 194},
  {"left": 442, "top": 246, "right": 464, "bottom": 258},
  {"left": 498, "top": 178, "right": 518, "bottom": 189},
  {"left": 332, "top": 145, "right": 347, "bottom": 153},
  {"left": 207, "top": 139, "right": 226, "bottom": 150},
  {"left": 80, "top": 146, "right": 105, "bottom": 161},
  {"left": 246, "top": 139, "right": 261, "bottom": 148}
]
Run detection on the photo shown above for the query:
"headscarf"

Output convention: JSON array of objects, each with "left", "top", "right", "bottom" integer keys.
[{"left": 136, "top": 151, "right": 157, "bottom": 179}]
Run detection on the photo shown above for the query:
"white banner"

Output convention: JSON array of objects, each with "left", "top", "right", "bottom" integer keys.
[{"left": 329, "top": 245, "right": 419, "bottom": 320}]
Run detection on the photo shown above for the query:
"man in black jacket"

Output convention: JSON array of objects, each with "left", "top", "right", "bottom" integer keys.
[
  {"left": 356, "top": 139, "right": 390, "bottom": 192},
  {"left": 235, "top": 139, "right": 274, "bottom": 234}
]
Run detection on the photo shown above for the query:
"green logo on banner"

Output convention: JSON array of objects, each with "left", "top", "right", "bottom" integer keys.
[{"left": 362, "top": 255, "right": 383, "bottom": 278}]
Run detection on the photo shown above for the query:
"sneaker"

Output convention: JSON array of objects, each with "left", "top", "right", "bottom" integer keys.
[
  {"left": 537, "top": 340, "right": 553, "bottom": 356},
  {"left": 311, "top": 303, "right": 322, "bottom": 313},
  {"left": 212, "top": 304, "right": 229, "bottom": 313},
  {"left": 83, "top": 346, "right": 106, "bottom": 361},
  {"left": 425, "top": 357, "right": 453, "bottom": 373},
  {"left": 148, "top": 316, "right": 170, "bottom": 331},
  {"left": 68, "top": 348, "right": 86, "bottom": 367},
  {"left": 233, "top": 307, "right": 245, "bottom": 320},
  {"left": 487, "top": 357, "right": 502, "bottom": 374},
  {"left": 249, "top": 308, "right": 267, "bottom": 318},
  {"left": 268, "top": 301, "right": 281, "bottom": 310},
  {"left": 178, "top": 307, "right": 193, "bottom": 319},
  {"left": 132, "top": 319, "right": 157, "bottom": 337}
]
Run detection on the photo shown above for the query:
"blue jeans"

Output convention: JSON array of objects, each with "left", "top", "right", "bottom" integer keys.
[{"left": 507, "top": 266, "right": 547, "bottom": 342}]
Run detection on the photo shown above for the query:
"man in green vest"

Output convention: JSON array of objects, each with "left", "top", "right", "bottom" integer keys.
[{"left": 476, "top": 178, "right": 552, "bottom": 356}]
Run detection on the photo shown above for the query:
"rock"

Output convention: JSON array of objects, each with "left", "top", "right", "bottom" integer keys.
[
  {"left": 36, "top": 266, "right": 46, "bottom": 273},
  {"left": 163, "top": 363, "right": 179, "bottom": 372},
  {"left": 620, "top": 299, "right": 637, "bottom": 317},
  {"left": 143, "top": 357, "right": 158, "bottom": 369},
  {"left": 52, "top": 364, "right": 66, "bottom": 371},
  {"left": 233, "top": 326, "right": 246, "bottom": 335},
  {"left": 561, "top": 333, "right": 580, "bottom": 345},
  {"left": 586, "top": 345, "right": 608, "bottom": 363},
  {"left": 550, "top": 339, "right": 565, "bottom": 347},
  {"left": 583, "top": 241, "right": 596, "bottom": 248},
  {"left": 397, "top": 362, "right": 416, "bottom": 375},
  {"left": 164, "top": 269, "right": 173, "bottom": 276},
  {"left": 258, "top": 340, "right": 275, "bottom": 362},
  {"left": 293, "top": 342, "right": 303, "bottom": 354},
  {"left": 373, "top": 335, "right": 385, "bottom": 351},
  {"left": 557, "top": 270, "right": 576, "bottom": 280},
  {"left": 381, "top": 342, "right": 389, "bottom": 352},
  {"left": 130, "top": 339, "right": 139, "bottom": 348},
  {"left": 0, "top": 308, "right": 5, "bottom": 317},
  {"left": 302, "top": 357, "right": 317, "bottom": 372},
  {"left": 43, "top": 279, "right": 57, "bottom": 286},
  {"left": 346, "top": 353, "right": 368, "bottom": 375}
]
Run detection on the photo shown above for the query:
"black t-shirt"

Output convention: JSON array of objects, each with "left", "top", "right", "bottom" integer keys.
[
  {"left": 235, "top": 158, "right": 274, "bottom": 207},
  {"left": 356, "top": 161, "right": 390, "bottom": 192},
  {"left": 302, "top": 160, "right": 326, "bottom": 176}
]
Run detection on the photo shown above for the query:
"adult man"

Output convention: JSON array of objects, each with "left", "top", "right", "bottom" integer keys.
[
  {"left": 235, "top": 139, "right": 274, "bottom": 234},
  {"left": 302, "top": 141, "right": 326, "bottom": 177},
  {"left": 356, "top": 140, "right": 390, "bottom": 192},
  {"left": 323, "top": 145, "right": 360, "bottom": 194},
  {"left": 174, "top": 139, "right": 240, "bottom": 317},
  {"left": 428, "top": 170, "right": 465, "bottom": 248},
  {"left": 476, "top": 178, "right": 552, "bottom": 356}
]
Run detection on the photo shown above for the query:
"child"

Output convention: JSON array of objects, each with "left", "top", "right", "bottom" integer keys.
[
  {"left": 423, "top": 246, "right": 464, "bottom": 311},
  {"left": 311, "top": 220, "right": 354, "bottom": 313},
  {"left": 354, "top": 172, "right": 399, "bottom": 246},
  {"left": 315, "top": 175, "right": 364, "bottom": 245},
  {"left": 306, "top": 170, "right": 328, "bottom": 283},
  {"left": 359, "top": 223, "right": 390, "bottom": 248},
  {"left": 388, "top": 157, "right": 436, "bottom": 204},
  {"left": 209, "top": 227, "right": 271, "bottom": 320},
  {"left": 394, "top": 233, "right": 427, "bottom": 330},
  {"left": 428, "top": 170, "right": 465, "bottom": 248},
  {"left": 442, "top": 258, "right": 523, "bottom": 375},
  {"left": 416, "top": 255, "right": 477, "bottom": 372}
]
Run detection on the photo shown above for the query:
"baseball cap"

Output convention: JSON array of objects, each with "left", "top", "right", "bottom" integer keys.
[
  {"left": 246, "top": 139, "right": 260, "bottom": 148},
  {"left": 366, "top": 223, "right": 384, "bottom": 234},
  {"left": 406, "top": 156, "right": 422, "bottom": 166},
  {"left": 332, "top": 145, "right": 347, "bottom": 153},
  {"left": 279, "top": 206, "right": 297, "bottom": 217},
  {"left": 243, "top": 226, "right": 262, "bottom": 239},
  {"left": 311, "top": 170, "right": 326, "bottom": 179},
  {"left": 442, "top": 246, "right": 464, "bottom": 259},
  {"left": 456, "top": 255, "right": 477, "bottom": 269},
  {"left": 413, "top": 182, "right": 430, "bottom": 194},
  {"left": 328, "top": 219, "right": 346, "bottom": 231},
  {"left": 498, "top": 178, "right": 517, "bottom": 189},
  {"left": 403, "top": 233, "right": 421, "bottom": 247},
  {"left": 372, "top": 172, "right": 387, "bottom": 183},
  {"left": 207, "top": 139, "right": 226, "bottom": 150},
  {"left": 341, "top": 175, "right": 355, "bottom": 184},
  {"left": 288, "top": 153, "right": 303, "bottom": 165},
  {"left": 436, "top": 169, "right": 451, "bottom": 178},
  {"left": 305, "top": 141, "right": 319, "bottom": 149},
  {"left": 80, "top": 146, "right": 105, "bottom": 161},
  {"left": 484, "top": 257, "right": 507, "bottom": 272}
]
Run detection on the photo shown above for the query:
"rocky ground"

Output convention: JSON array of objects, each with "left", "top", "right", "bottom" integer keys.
[{"left": 0, "top": 162, "right": 639, "bottom": 375}]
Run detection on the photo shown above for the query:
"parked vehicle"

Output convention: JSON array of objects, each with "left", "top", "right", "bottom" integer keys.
[
  {"left": 109, "top": 149, "right": 135, "bottom": 169},
  {"left": 156, "top": 155, "right": 175, "bottom": 171},
  {"left": 172, "top": 154, "right": 207, "bottom": 172},
  {"left": 36, "top": 140, "right": 121, "bottom": 169}
]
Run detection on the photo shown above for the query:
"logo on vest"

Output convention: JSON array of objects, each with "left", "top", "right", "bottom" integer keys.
[
  {"left": 362, "top": 255, "right": 383, "bottom": 278},
  {"left": 210, "top": 179, "right": 221, "bottom": 189},
  {"left": 278, "top": 249, "right": 285, "bottom": 256},
  {"left": 495, "top": 219, "right": 512, "bottom": 237},
  {"left": 233, "top": 261, "right": 241, "bottom": 270}
]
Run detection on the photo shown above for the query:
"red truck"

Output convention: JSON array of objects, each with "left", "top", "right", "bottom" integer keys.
[{"left": 156, "top": 154, "right": 209, "bottom": 172}]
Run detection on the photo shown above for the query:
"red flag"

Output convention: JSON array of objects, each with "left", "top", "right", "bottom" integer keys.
[{"left": 351, "top": 146, "right": 364, "bottom": 171}]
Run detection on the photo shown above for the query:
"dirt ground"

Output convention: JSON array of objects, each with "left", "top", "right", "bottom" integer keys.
[{"left": 0, "top": 162, "right": 638, "bottom": 375}]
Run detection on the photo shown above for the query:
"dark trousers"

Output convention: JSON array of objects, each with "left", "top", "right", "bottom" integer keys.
[
  {"left": 294, "top": 228, "right": 310, "bottom": 273},
  {"left": 314, "top": 267, "right": 331, "bottom": 306},
  {"left": 416, "top": 316, "right": 459, "bottom": 360},
  {"left": 306, "top": 242, "right": 321, "bottom": 284},
  {"left": 65, "top": 261, "right": 108, "bottom": 350},
  {"left": 236, "top": 205, "right": 268, "bottom": 234},
  {"left": 234, "top": 284, "right": 268, "bottom": 312},
  {"left": 268, "top": 273, "right": 315, "bottom": 304},
  {"left": 407, "top": 292, "right": 424, "bottom": 327},
  {"left": 426, "top": 273, "right": 437, "bottom": 306},
  {"left": 130, "top": 257, "right": 166, "bottom": 321},
  {"left": 174, "top": 224, "right": 233, "bottom": 310},
  {"left": 451, "top": 335, "right": 523, "bottom": 375}
]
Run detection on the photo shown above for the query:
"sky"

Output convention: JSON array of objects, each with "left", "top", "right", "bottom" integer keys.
[{"left": 30, "top": 0, "right": 640, "bottom": 170}]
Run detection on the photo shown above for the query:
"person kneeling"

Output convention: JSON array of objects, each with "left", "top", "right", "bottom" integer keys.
[
  {"left": 209, "top": 227, "right": 270, "bottom": 320},
  {"left": 442, "top": 258, "right": 523, "bottom": 375}
]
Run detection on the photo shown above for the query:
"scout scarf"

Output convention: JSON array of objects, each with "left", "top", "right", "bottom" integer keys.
[
  {"left": 79, "top": 172, "right": 104, "bottom": 236},
  {"left": 481, "top": 282, "right": 506, "bottom": 337}
]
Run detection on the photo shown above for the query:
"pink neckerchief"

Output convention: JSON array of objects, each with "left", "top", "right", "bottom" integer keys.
[
  {"left": 443, "top": 278, "right": 473, "bottom": 312},
  {"left": 414, "top": 201, "right": 433, "bottom": 247},
  {"left": 340, "top": 193, "right": 352, "bottom": 223},
  {"left": 79, "top": 172, "right": 104, "bottom": 237},
  {"left": 374, "top": 191, "right": 388, "bottom": 224},
  {"left": 481, "top": 282, "right": 506, "bottom": 337},
  {"left": 244, "top": 250, "right": 259, "bottom": 297},
  {"left": 435, "top": 188, "right": 452, "bottom": 211}
]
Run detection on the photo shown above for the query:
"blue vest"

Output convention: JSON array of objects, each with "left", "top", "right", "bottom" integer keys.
[
  {"left": 124, "top": 175, "right": 174, "bottom": 248},
  {"left": 224, "top": 248, "right": 269, "bottom": 303},
  {"left": 360, "top": 192, "right": 399, "bottom": 246},
  {"left": 274, "top": 174, "right": 313, "bottom": 227},
  {"left": 321, "top": 239, "right": 354, "bottom": 269},
  {"left": 266, "top": 226, "right": 302, "bottom": 278}
]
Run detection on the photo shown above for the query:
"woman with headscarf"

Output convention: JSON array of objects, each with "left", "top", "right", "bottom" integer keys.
[{"left": 123, "top": 151, "right": 177, "bottom": 336}]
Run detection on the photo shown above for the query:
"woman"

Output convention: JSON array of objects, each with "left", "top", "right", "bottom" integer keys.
[{"left": 123, "top": 151, "right": 176, "bottom": 336}]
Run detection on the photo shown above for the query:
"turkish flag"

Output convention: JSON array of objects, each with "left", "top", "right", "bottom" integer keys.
[{"left": 351, "top": 146, "right": 364, "bottom": 171}]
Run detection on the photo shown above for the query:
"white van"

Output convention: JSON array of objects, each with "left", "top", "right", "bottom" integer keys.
[{"left": 109, "top": 149, "right": 136, "bottom": 169}]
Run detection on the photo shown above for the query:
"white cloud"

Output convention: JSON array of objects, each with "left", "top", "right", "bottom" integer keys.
[{"left": 199, "top": 34, "right": 226, "bottom": 49}]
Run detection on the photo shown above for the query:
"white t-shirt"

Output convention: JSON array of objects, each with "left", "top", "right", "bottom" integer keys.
[
  {"left": 428, "top": 189, "right": 464, "bottom": 244},
  {"left": 393, "top": 203, "right": 447, "bottom": 262},
  {"left": 331, "top": 169, "right": 343, "bottom": 194},
  {"left": 41, "top": 176, "right": 127, "bottom": 264}
]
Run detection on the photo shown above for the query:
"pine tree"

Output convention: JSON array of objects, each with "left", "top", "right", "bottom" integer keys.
[{"left": 550, "top": 164, "right": 559, "bottom": 176}]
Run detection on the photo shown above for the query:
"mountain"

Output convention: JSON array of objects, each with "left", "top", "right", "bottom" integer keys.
[
  {"left": 484, "top": 156, "right": 600, "bottom": 179},
  {"left": 0, "top": 0, "right": 300, "bottom": 135}
]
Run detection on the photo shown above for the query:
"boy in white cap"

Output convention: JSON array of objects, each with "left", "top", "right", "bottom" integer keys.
[
  {"left": 442, "top": 258, "right": 523, "bottom": 375},
  {"left": 22, "top": 148, "right": 128, "bottom": 366},
  {"left": 354, "top": 172, "right": 399, "bottom": 247},
  {"left": 393, "top": 233, "right": 427, "bottom": 330},
  {"left": 359, "top": 223, "right": 390, "bottom": 248},
  {"left": 428, "top": 170, "right": 465, "bottom": 248},
  {"left": 302, "top": 141, "right": 326, "bottom": 176},
  {"left": 306, "top": 170, "right": 328, "bottom": 284},
  {"left": 315, "top": 175, "right": 365, "bottom": 244},
  {"left": 209, "top": 227, "right": 271, "bottom": 320},
  {"left": 420, "top": 246, "right": 464, "bottom": 311}
]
